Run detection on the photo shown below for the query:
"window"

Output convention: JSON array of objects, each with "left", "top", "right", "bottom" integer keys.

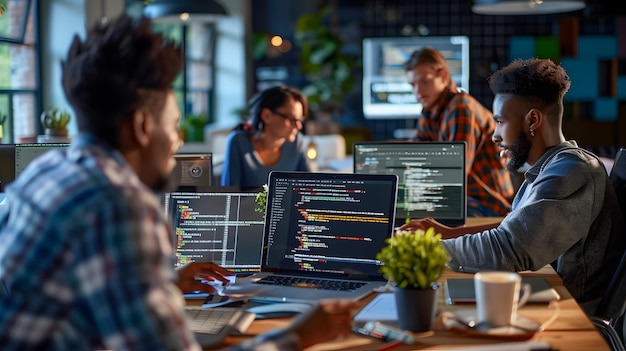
[
  {"left": 153, "top": 21, "right": 216, "bottom": 141},
  {"left": 0, "top": 0, "right": 40, "bottom": 144}
]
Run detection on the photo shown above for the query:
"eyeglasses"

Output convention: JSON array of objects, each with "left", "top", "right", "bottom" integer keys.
[{"left": 272, "top": 110, "right": 305, "bottom": 125}]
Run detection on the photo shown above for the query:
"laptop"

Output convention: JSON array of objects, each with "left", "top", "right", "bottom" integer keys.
[
  {"left": 353, "top": 141, "right": 467, "bottom": 227},
  {"left": 444, "top": 277, "right": 560, "bottom": 305},
  {"left": 162, "top": 186, "right": 265, "bottom": 274},
  {"left": 248, "top": 171, "right": 398, "bottom": 303}
]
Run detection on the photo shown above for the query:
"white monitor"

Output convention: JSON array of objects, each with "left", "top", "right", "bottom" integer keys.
[{"left": 362, "top": 36, "right": 469, "bottom": 119}]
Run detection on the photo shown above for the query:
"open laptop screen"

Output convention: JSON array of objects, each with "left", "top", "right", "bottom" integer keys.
[
  {"left": 262, "top": 171, "right": 398, "bottom": 280},
  {"left": 354, "top": 141, "right": 467, "bottom": 226},
  {"left": 163, "top": 187, "right": 264, "bottom": 273}
]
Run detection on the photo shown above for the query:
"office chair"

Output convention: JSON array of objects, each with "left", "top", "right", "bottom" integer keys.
[{"left": 589, "top": 147, "right": 626, "bottom": 351}]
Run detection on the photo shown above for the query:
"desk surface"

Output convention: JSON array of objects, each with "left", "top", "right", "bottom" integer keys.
[{"left": 200, "top": 217, "right": 609, "bottom": 351}]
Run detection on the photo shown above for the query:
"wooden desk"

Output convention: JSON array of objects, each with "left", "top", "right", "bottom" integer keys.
[
  {"left": 306, "top": 267, "right": 609, "bottom": 351},
  {"left": 202, "top": 218, "right": 609, "bottom": 350}
]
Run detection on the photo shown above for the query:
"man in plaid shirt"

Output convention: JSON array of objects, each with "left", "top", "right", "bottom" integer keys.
[
  {"left": 0, "top": 14, "right": 355, "bottom": 351},
  {"left": 405, "top": 47, "right": 514, "bottom": 216}
]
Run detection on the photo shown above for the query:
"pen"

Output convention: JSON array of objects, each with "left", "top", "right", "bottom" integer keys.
[
  {"left": 362, "top": 321, "right": 416, "bottom": 344},
  {"left": 377, "top": 340, "right": 403, "bottom": 351}
]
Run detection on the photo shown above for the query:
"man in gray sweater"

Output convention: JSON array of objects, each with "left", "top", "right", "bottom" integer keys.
[{"left": 402, "top": 58, "right": 625, "bottom": 314}]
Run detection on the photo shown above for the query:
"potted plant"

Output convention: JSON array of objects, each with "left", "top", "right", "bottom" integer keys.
[
  {"left": 376, "top": 227, "right": 449, "bottom": 332},
  {"left": 181, "top": 114, "right": 208, "bottom": 142},
  {"left": 255, "top": 184, "right": 268, "bottom": 216},
  {"left": 40, "top": 107, "right": 71, "bottom": 137},
  {"left": 294, "top": 4, "right": 358, "bottom": 134}
]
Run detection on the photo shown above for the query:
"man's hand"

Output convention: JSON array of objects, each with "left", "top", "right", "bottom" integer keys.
[
  {"left": 175, "top": 261, "right": 234, "bottom": 294},
  {"left": 293, "top": 300, "right": 360, "bottom": 349},
  {"left": 400, "top": 217, "right": 450, "bottom": 233},
  {"left": 400, "top": 217, "right": 500, "bottom": 239}
]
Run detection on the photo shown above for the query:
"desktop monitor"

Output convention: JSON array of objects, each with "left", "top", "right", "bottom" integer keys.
[
  {"left": 163, "top": 187, "right": 265, "bottom": 273},
  {"left": 0, "top": 143, "right": 70, "bottom": 192},
  {"left": 353, "top": 141, "right": 467, "bottom": 227},
  {"left": 171, "top": 153, "right": 213, "bottom": 191},
  {"left": 362, "top": 36, "right": 469, "bottom": 119},
  {"left": 0, "top": 145, "right": 13, "bottom": 192}
]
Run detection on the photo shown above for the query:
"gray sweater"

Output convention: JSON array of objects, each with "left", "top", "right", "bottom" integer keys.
[
  {"left": 443, "top": 141, "right": 625, "bottom": 308},
  {"left": 220, "top": 131, "right": 310, "bottom": 187}
]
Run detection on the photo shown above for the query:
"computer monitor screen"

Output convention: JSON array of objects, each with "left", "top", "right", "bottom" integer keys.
[
  {"left": 353, "top": 141, "right": 467, "bottom": 226},
  {"left": 262, "top": 171, "right": 398, "bottom": 278},
  {"left": 0, "top": 143, "right": 70, "bottom": 191},
  {"left": 163, "top": 187, "right": 264, "bottom": 273},
  {"left": 0, "top": 145, "right": 14, "bottom": 192},
  {"left": 171, "top": 153, "right": 213, "bottom": 191},
  {"left": 362, "top": 36, "right": 469, "bottom": 119},
  {"left": 15, "top": 143, "right": 70, "bottom": 177}
]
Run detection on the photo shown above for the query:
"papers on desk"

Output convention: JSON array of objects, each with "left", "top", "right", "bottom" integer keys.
[{"left": 353, "top": 293, "right": 397, "bottom": 322}]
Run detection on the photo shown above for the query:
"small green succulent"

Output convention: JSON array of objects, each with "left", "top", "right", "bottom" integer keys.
[
  {"left": 41, "top": 107, "right": 71, "bottom": 130},
  {"left": 376, "top": 227, "right": 449, "bottom": 289}
]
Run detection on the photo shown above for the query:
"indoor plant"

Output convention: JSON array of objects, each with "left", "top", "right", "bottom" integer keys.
[
  {"left": 294, "top": 4, "right": 358, "bottom": 117},
  {"left": 40, "top": 107, "right": 71, "bottom": 137},
  {"left": 376, "top": 227, "right": 449, "bottom": 332},
  {"left": 254, "top": 184, "right": 268, "bottom": 215}
]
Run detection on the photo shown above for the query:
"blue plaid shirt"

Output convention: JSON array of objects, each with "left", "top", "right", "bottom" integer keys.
[{"left": 0, "top": 134, "right": 299, "bottom": 351}]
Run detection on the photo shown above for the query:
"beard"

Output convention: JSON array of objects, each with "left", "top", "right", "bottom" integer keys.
[
  {"left": 151, "top": 172, "right": 177, "bottom": 193},
  {"left": 505, "top": 131, "right": 532, "bottom": 172}
]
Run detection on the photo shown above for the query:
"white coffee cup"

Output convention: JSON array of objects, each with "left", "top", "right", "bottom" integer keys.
[{"left": 474, "top": 271, "right": 531, "bottom": 328}]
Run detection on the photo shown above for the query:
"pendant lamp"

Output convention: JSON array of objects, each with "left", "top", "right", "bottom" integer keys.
[
  {"left": 143, "top": 0, "right": 229, "bottom": 23},
  {"left": 472, "top": 0, "right": 585, "bottom": 15}
]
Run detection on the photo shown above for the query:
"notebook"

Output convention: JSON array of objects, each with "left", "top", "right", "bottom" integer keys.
[
  {"left": 248, "top": 171, "right": 399, "bottom": 303},
  {"left": 445, "top": 277, "right": 561, "bottom": 305},
  {"left": 353, "top": 141, "right": 467, "bottom": 227},
  {"left": 163, "top": 186, "right": 265, "bottom": 274},
  {"left": 184, "top": 307, "right": 255, "bottom": 347}
]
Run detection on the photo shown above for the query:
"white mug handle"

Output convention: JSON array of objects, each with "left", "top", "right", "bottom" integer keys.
[{"left": 518, "top": 283, "right": 531, "bottom": 308}]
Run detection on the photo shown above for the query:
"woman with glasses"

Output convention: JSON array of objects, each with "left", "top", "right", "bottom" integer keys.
[{"left": 221, "top": 85, "right": 310, "bottom": 187}]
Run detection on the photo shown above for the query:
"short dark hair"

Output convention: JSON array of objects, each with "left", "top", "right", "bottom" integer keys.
[
  {"left": 62, "top": 14, "right": 182, "bottom": 148},
  {"left": 488, "top": 58, "right": 570, "bottom": 118},
  {"left": 242, "top": 86, "right": 308, "bottom": 131}
]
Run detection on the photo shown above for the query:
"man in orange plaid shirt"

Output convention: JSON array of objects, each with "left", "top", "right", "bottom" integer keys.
[{"left": 405, "top": 47, "right": 513, "bottom": 216}]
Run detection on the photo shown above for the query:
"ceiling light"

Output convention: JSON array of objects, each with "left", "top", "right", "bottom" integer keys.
[
  {"left": 472, "top": 0, "right": 586, "bottom": 15},
  {"left": 144, "top": 0, "right": 229, "bottom": 23}
]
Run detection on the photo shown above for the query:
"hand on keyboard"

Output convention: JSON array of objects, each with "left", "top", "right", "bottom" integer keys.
[{"left": 175, "top": 261, "right": 235, "bottom": 294}]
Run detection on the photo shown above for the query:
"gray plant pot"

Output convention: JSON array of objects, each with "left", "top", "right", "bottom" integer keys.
[{"left": 393, "top": 283, "right": 439, "bottom": 332}]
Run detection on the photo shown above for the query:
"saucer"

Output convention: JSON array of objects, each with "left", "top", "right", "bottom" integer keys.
[{"left": 442, "top": 309, "right": 541, "bottom": 341}]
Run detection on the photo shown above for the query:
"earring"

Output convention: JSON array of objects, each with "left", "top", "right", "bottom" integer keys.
[{"left": 530, "top": 129, "right": 535, "bottom": 137}]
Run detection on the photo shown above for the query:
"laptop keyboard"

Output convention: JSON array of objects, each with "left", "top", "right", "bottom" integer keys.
[
  {"left": 184, "top": 308, "right": 244, "bottom": 335},
  {"left": 255, "top": 275, "right": 367, "bottom": 291}
]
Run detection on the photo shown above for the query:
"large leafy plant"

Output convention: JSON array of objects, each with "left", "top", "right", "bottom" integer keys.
[
  {"left": 294, "top": 5, "right": 357, "bottom": 114},
  {"left": 377, "top": 227, "right": 449, "bottom": 289}
]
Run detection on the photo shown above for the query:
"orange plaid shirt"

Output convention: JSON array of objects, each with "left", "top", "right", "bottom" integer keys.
[{"left": 415, "top": 83, "right": 513, "bottom": 216}]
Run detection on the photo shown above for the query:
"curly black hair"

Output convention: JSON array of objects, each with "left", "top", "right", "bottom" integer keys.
[
  {"left": 61, "top": 14, "right": 182, "bottom": 148},
  {"left": 488, "top": 58, "right": 570, "bottom": 118}
]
